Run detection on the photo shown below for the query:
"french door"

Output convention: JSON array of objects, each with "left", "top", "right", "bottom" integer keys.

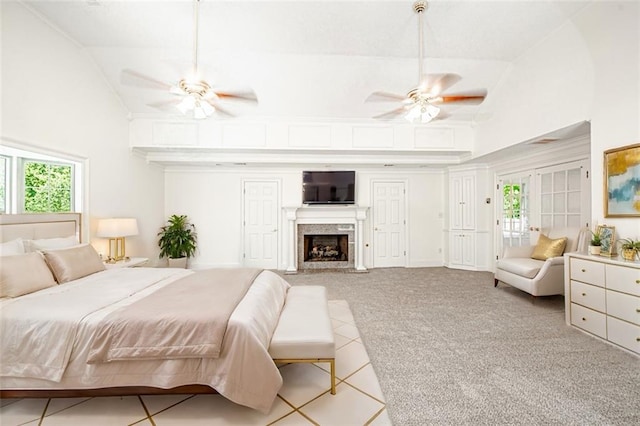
[
  {"left": 242, "top": 180, "right": 279, "bottom": 269},
  {"left": 497, "top": 159, "right": 589, "bottom": 257}
]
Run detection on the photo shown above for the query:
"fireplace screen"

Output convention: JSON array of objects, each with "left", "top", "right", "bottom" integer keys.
[{"left": 304, "top": 234, "right": 348, "bottom": 262}]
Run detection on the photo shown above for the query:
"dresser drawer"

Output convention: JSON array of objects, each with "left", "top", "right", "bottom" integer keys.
[
  {"left": 606, "top": 290, "right": 640, "bottom": 325},
  {"left": 570, "top": 280, "right": 606, "bottom": 312},
  {"left": 571, "top": 303, "right": 607, "bottom": 338},
  {"left": 607, "top": 316, "right": 640, "bottom": 355},
  {"left": 605, "top": 264, "right": 640, "bottom": 296},
  {"left": 570, "top": 258, "right": 605, "bottom": 287}
]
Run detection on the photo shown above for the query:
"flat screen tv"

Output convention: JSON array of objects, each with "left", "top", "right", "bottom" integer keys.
[{"left": 302, "top": 171, "right": 355, "bottom": 205}]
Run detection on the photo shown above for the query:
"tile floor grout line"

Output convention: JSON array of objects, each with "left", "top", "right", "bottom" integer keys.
[
  {"left": 145, "top": 394, "right": 196, "bottom": 419},
  {"left": 267, "top": 395, "right": 318, "bottom": 426},
  {"left": 364, "top": 406, "right": 388, "bottom": 426},
  {"left": 37, "top": 398, "right": 50, "bottom": 426},
  {"left": 135, "top": 395, "right": 156, "bottom": 426},
  {"left": 342, "top": 376, "right": 387, "bottom": 406}
]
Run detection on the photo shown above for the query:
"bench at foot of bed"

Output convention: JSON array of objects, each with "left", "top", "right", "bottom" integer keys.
[{"left": 269, "top": 285, "right": 336, "bottom": 395}]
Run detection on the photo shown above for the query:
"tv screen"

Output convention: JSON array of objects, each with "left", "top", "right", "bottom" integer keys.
[{"left": 302, "top": 171, "right": 355, "bottom": 205}]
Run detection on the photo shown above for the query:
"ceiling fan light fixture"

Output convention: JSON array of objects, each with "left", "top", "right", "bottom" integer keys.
[
  {"left": 176, "top": 95, "right": 196, "bottom": 114},
  {"left": 405, "top": 102, "right": 440, "bottom": 123}
]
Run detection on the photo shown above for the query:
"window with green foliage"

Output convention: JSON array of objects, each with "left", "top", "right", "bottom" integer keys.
[
  {"left": 0, "top": 156, "right": 8, "bottom": 214},
  {"left": 22, "top": 160, "right": 73, "bottom": 213},
  {"left": 503, "top": 184, "right": 521, "bottom": 219}
]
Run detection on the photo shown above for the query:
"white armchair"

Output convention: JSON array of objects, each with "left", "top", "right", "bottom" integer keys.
[{"left": 494, "top": 227, "right": 588, "bottom": 297}]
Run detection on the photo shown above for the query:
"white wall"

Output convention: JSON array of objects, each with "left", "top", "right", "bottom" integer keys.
[
  {"left": 576, "top": 1, "right": 640, "bottom": 239},
  {"left": 476, "top": 1, "right": 639, "bottom": 242},
  {"left": 164, "top": 167, "right": 444, "bottom": 269},
  {"left": 1, "top": 2, "right": 165, "bottom": 261}
]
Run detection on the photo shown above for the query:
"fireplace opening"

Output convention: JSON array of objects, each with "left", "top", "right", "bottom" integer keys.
[{"left": 304, "top": 234, "right": 348, "bottom": 262}]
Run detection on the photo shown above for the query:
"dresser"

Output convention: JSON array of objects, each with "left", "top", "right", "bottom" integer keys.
[{"left": 564, "top": 253, "right": 640, "bottom": 355}]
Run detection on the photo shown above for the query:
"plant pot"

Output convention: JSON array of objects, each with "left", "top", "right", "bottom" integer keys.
[
  {"left": 168, "top": 257, "right": 188, "bottom": 268},
  {"left": 589, "top": 245, "right": 601, "bottom": 255},
  {"left": 621, "top": 248, "right": 637, "bottom": 261}
]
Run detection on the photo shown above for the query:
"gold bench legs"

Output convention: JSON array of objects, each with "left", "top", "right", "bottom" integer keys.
[{"left": 273, "top": 358, "right": 336, "bottom": 395}]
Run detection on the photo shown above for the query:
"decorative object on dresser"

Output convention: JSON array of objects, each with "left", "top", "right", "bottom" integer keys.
[
  {"left": 603, "top": 143, "right": 640, "bottom": 218},
  {"left": 564, "top": 253, "right": 640, "bottom": 356},
  {"left": 596, "top": 224, "right": 615, "bottom": 257},
  {"left": 589, "top": 229, "right": 602, "bottom": 255},
  {"left": 618, "top": 238, "right": 640, "bottom": 261},
  {"left": 494, "top": 227, "right": 588, "bottom": 297},
  {"left": 157, "top": 214, "right": 197, "bottom": 268},
  {"left": 96, "top": 218, "right": 139, "bottom": 263}
]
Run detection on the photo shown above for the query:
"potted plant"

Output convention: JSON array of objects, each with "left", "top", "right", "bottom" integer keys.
[
  {"left": 589, "top": 230, "right": 602, "bottom": 255},
  {"left": 157, "top": 214, "right": 197, "bottom": 268},
  {"left": 618, "top": 238, "right": 640, "bottom": 261}
]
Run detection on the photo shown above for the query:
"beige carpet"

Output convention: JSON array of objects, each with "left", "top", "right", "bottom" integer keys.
[{"left": 281, "top": 267, "right": 640, "bottom": 425}]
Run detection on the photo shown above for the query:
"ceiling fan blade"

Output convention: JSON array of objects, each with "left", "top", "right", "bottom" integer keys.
[
  {"left": 372, "top": 106, "right": 409, "bottom": 120},
  {"left": 432, "top": 90, "right": 488, "bottom": 105},
  {"left": 204, "top": 99, "right": 235, "bottom": 117},
  {"left": 365, "top": 91, "right": 408, "bottom": 103},
  {"left": 121, "top": 69, "right": 174, "bottom": 91},
  {"left": 147, "top": 98, "right": 181, "bottom": 111},
  {"left": 213, "top": 89, "right": 258, "bottom": 103},
  {"left": 419, "top": 73, "right": 462, "bottom": 96}
]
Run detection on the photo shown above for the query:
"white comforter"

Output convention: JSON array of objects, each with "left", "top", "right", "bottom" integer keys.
[{"left": 0, "top": 268, "right": 291, "bottom": 413}]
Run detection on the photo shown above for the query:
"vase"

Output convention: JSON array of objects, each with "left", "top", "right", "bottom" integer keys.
[
  {"left": 168, "top": 257, "right": 188, "bottom": 268},
  {"left": 589, "top": 245, "right": 601, "bottom": 255},
  {"left": 621, "top": 248, "right": 637, "bottom": 261}
]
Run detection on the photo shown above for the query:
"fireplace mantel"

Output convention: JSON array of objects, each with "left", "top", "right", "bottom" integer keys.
[{"left": 284, "top": 205, "right": 368, "bottom": 272}]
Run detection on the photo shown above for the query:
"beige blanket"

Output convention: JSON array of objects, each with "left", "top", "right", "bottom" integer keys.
[{"left": 87, "top": 268, "right": 262, "bottom": 363}]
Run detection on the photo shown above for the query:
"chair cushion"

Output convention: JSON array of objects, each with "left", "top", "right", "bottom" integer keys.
[
  {"left": 531, "top": 234, "right": 567, "bottom": 260},
  {"left": 496, "top": 257, "right": 545, "bottom": 279}
]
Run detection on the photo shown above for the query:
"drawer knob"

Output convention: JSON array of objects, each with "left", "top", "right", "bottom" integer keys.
[
  {"left": 581, "top": 269, "right": 586, "bottom": 272},
  {"left": 636, "top": 279, "right": 640, "bottom": 284},
  {"left": 637, "top": 337, "right": 640, "bottom": 342},
  {"left": 581, "top": 292, "right": 586, "bottom": 296},
  {"left": 582, "top": 317, "right": 586, "bottom": 321}
]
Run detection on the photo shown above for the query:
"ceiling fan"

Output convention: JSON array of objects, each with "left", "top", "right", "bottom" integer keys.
[
  {"left": 120, "top": 0, "right": 257, "bottom": 119},
  {"left": 366, "top": 1, "right": 487, "bottom": 123}
]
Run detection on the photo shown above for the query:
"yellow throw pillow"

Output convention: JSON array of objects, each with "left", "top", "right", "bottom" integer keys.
[{"left": 531, "top": 234, "right": 568, "bottom": 260}]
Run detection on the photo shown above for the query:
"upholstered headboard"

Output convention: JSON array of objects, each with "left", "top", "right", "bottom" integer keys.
[{"left": 0, "top": 213, "right": 82, "bottom": 243}]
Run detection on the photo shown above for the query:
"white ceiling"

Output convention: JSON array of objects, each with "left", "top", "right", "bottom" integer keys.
[{"left": 22, "top": 0, "right": 591, "bottom": 124}]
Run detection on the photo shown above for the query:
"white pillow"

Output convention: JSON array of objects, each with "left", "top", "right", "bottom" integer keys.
[
  {"left": 0, "top": 252, "right": 57, "bottom": 297},
  {"left": 25, "top": 235, "right": 78, "bottom": 252},
  {"left": 42, "top": 243, "right": 105, "bottom": 284},
  {"left": 0, "top": 238, "right": 25, "bottom": 256}
]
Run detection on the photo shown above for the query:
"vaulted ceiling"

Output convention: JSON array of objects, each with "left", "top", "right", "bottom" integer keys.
[{"left": 21, "top": 0, "right": 591, "bottom": 126}]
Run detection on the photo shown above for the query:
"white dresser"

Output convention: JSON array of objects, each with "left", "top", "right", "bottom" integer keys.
[{"left": 564, "top": 253, "right": 640, "bottom": 355}]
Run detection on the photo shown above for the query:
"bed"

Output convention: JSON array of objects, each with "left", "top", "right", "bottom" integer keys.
[{"left": 0, "top": 213, "right": 291, "bottom": 413}]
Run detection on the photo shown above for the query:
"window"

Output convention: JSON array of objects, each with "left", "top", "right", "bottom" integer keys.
[
  {"left": 0, "top": 145, "right": 82, "bottom": 214},
  {"left": 22, "top": 159, "right": 74, "bottom": 213},
  {"left": 0, "top": 155, "right": 9, "bottom": 214}
]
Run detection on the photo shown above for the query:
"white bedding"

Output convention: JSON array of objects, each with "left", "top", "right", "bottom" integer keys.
[{"left": 0, "top": 267, "right": 291, "bottom": 413}]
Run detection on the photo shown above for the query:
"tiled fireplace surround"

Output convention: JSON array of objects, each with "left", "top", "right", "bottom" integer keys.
[{"left": 284, "top": 206, "right": 368, "bottom": 273}]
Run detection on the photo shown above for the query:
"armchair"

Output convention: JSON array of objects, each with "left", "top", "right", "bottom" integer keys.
[{"left": 494, "top": 227, "right": 588, "bottom": 297}]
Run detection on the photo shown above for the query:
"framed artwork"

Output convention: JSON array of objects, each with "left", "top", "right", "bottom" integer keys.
[
  {"left": 597, "top": 225, "right": 615, "bottom": 256},
  {"left": 604, "top": 143, "right": 640, "bottom": 217}
]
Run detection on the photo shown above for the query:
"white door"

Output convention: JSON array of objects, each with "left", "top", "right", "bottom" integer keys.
[
  {"left": 536, "top": 160, "right": 590, "bottom": 230},
  {"left": 243, "top": 180, "right": 279, "bottom": 269},
  {"left": 497, "top": 171, "right": 534, "bottom": 256},
  {"left": 372, "top": 181, "right": 406, "bottom": 268}
]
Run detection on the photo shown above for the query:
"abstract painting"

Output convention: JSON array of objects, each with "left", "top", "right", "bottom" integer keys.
[{"left": 604, "top": 143, "right": 640, "bottom": 217}]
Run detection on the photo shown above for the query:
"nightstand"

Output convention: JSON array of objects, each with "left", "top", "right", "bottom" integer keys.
[{"left": 104, "top": 257, "right": 149, "bottom": 269}]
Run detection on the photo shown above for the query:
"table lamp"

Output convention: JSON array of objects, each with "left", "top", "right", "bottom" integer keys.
[{"left": 96, "top": 218, "right": 138, "bottom": 262}]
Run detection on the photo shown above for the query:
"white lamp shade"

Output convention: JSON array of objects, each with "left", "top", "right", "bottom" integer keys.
[{"left": 97, "top": 218, "right": 139, "bottom": 237}]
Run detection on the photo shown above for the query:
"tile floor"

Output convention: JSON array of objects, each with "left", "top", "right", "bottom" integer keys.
[{"left": 0, "top": 300, "right": 390, "bottom": 426}]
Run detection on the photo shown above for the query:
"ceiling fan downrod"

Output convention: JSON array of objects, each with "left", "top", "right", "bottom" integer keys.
[{"left": 414, "top": 1, "right": 427, "bottom": 85}]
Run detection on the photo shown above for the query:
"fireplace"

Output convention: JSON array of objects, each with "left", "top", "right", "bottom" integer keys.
[
  {"left": 284, "top": 206, "right": 368, "bottom": 273},
  {"left": 304, "top": 234, "right": 349, "bottom": 262},
  {"left": 297, "top": 223, "right": 355, "bottom": 270}
]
